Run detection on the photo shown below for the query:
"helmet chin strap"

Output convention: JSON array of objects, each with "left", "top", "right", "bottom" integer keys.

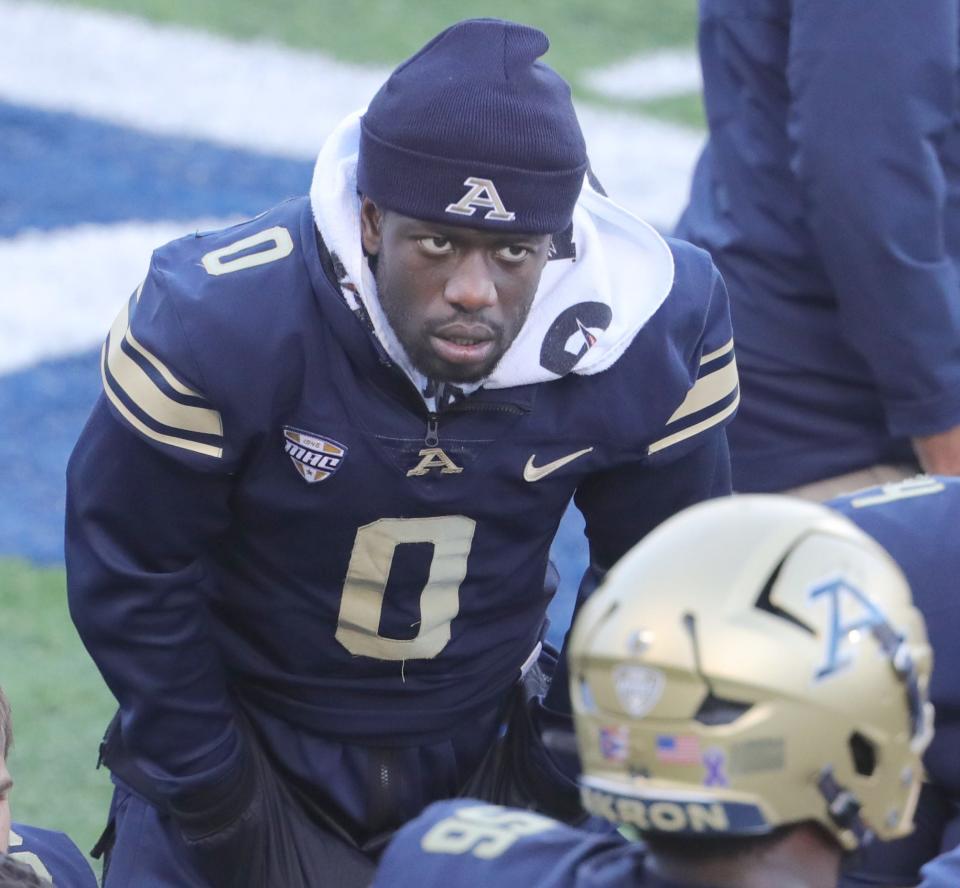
[{"left": 816, "top": 767, "right": 874, "bottom": 850}]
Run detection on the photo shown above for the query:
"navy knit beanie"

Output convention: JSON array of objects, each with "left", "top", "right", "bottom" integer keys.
[{"left": 358, "top": 18, "right": 588, "bottom": 235}]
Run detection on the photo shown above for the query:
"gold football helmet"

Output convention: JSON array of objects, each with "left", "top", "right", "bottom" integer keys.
[{"left": 570, "top": 495, "right": 933, "bottom": 851}]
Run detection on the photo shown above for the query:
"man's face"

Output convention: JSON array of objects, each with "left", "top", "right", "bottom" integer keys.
[
  {"left": 0, "top": 753, "right": 11, "bottom": 853},
  {"left": 360, "top": 198, "right": 552, "bottom": 384}
]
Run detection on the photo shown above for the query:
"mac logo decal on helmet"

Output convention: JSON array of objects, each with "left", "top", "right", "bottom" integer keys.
[
  {"left": 445, "top": 177, "right": 516, "bottom": 222},
  {"left": 569, "top": 495, "right": 934, "bottom": 852}
]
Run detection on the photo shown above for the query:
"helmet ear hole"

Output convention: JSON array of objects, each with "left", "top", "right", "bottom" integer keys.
[{"left": 849, "top": 732, "right": 877, "bottom": 777}]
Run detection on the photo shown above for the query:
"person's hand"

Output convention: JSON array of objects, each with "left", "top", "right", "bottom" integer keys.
[{"left": 912, "top": 424, "right": 960, "bottom": 474}]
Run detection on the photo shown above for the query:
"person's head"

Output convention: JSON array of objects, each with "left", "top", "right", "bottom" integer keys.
[
  {"left": 0, "top": 855, "right": 50, "bottom": 888},
  {"left": 569, "top": 496, "right": 933, "bottom": 883},
  {"left": 0, "top": 688, "right": 11, "bottom": 853},
  {"left": 356, "top": 19, "right": 587, "bottom": 383}
]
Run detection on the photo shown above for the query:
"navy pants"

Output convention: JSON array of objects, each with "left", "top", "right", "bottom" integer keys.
[
  {"left": 99, "top": 655, "right": 583, "bottom": 887},
  {"left": 103, "top": 751, "right": 378, "bottom": 888}
]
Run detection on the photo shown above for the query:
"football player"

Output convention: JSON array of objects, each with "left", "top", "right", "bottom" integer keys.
[
  {"left": 372, "top": 495, "right": 933, "bottom": 887},
  {"left": 0, "top": 688, "right": 96, "bottom": 887},
  {"left": 0, "top": 855, "right": 52, "bottom": 888},
  {"left": 65, "top": 18, "right": 738, "bottom": 887},
  {"left": 827, "top": 476, "right": 960, "bottom": 887}
]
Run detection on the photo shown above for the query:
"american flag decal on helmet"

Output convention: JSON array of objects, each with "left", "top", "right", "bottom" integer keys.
[{"left": 282, "top": 427, "right": 346, "bottom": 483}]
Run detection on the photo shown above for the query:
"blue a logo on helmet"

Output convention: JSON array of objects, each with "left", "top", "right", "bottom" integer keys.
[{"left": 809, "top": 576, "right": 891, "bottom": 680}]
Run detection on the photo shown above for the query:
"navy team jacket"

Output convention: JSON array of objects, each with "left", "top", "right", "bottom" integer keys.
[
  {"left": 7, "top": 824, "right": 97, "bottom": 887},
  {"left": 65, "top": 196, "right": 735, "bottom": 802},
  {"left": 677, "top": 0, "right": 960, "bottom": 490}
]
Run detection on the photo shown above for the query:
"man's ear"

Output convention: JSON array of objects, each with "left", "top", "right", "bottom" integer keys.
[{"left": 359, "top": 196, "right": 384, "bottom": 256}]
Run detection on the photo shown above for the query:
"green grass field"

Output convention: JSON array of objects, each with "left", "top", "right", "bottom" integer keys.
[
  {"left": 1, "top": 559, "right": 114, "bottom": 866},
  {"left": 58, "top": 0, "right": 704, "bottom": 126}
]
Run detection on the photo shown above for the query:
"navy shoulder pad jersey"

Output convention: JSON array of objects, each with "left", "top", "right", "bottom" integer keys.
[
  {"left": 7, "top": 824, "right": 97, "bottom": 887},
  {"left": 373, "top": 800, "right": 692, "bottom": 888},
  {"left": 828, "top": 476, "right": 960, "bottom": 797},
  {"left": 66, "top": 196, "right": 735, "bottom": 803}
]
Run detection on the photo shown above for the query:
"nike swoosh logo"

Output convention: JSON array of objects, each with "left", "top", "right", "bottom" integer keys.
[{"left": 524, "top": 447, "right": 594, "bottom": 482}]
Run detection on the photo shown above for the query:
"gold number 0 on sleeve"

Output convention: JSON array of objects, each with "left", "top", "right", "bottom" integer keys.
[
  {"left": 335, "top": 515, "right": 477, "bottom": 660},
  {"left": 200, "top": 225, "right": 294, "bottom": 276}
]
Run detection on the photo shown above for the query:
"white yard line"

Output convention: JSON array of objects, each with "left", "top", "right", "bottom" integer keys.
[
  {"left": 0, "top": 0, "right": 390, "bottom": 159},
  {"left": 0, "top": 220, "right": 233, "bottom": 375},
  {"left": 584, "top": 48, "right": 702, "bottom": 101},
  {"left": 576, "top": 105, "right": 701, "bottom": 227},
  {"left": 0, "top": 0, "right": 702, "bottom": 224},
  {"left": 0, "top": 1, "right": 704, "bottom": 373}
]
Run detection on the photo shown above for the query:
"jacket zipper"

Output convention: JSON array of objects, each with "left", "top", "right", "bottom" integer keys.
[
  {"left": 423, "top": 399, "right": 529, "bottom": 447},
  {"left": 425, "top": 414, "right": 439, "bottom": 447}
]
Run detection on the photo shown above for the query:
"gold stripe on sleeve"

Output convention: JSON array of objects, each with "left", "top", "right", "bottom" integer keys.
[
  {"left": 125, "top": 327, "right": 205, "bottom": 398},
  {"left": 101, "top": 344, "right": 224, "bottom": 458},
  {"left": 666, "top": 357, "right": 739, "bottom": 424},
  {"left": 699, "top": 337, "right": 734, "bottom": 365},
  {"left": 647, "top": 391, "right": 741, "bottom": 455},
  {"left": 105, "top": 302, "right": 222, "bottom": 437}
]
